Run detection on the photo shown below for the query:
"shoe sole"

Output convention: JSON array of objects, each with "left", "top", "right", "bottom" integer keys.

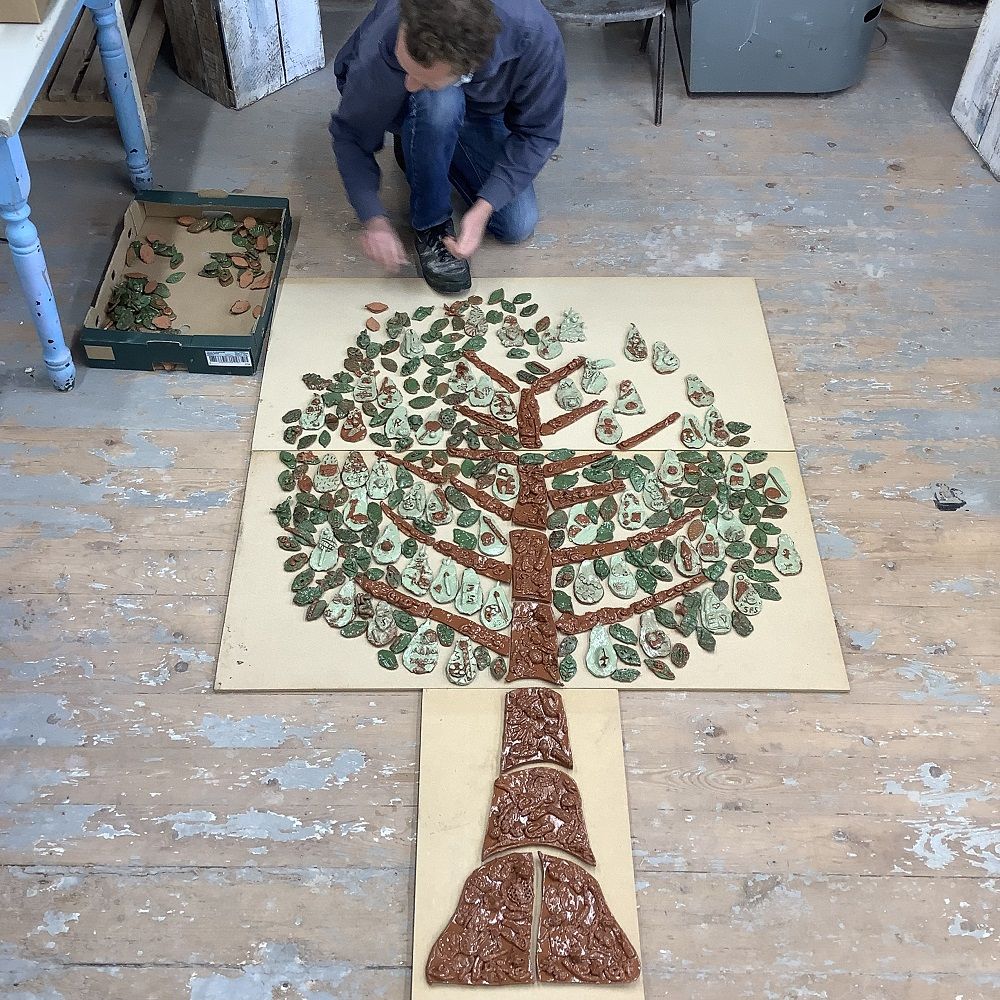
[{"left": 415, "top": 255, "right": 472, "bottom": 296}]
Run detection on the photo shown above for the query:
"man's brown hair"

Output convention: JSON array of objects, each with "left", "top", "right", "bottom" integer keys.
[{"left": 400, "top": 0, "right": 502, "bottom": 75}]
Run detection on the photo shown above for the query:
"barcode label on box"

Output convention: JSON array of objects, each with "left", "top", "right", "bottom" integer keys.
[{"left": 206, "top": 350, "right": 252, "bottom": 367}]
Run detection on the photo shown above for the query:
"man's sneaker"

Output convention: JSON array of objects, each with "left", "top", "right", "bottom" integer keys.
[{"left": 414, "top": 219, "right": 471, "bottom": 295}]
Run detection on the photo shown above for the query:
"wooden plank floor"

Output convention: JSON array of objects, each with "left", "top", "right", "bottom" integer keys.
[{"left": 1, "top": 5, "right": 997, "bottom": 997}]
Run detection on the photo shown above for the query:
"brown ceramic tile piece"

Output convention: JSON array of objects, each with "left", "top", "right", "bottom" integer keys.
[
  {"left": 617, "top": 410, "right": 682, "bottom": 450},
  {"left": 462, "top": 350, "right": 521, "bottom": 393},
  {"left": 511, "top": 463, "right": 548, "bottom": 529},
  {"left": 517, "top": 393, "right": 542, "bottom": 448},
  {"left": 536, "top": 853, "right": 641, "bottom": 984},
  {"left": 510, "top": 529, "right": 552, "bottom": 601},
  {"left": 482, "top": 768, "right": 594, "bottom": 864},
  {"left": 501, "top": 688, "right": 573, "bottom": 772},
  {"left": 365, "top": 301, "right": 388, "bottom": 313},
  {"left": 425, "top": 853, "right": 533, "bottom": 985},
  {"left": 549, "top": 479, "right": 619, "bottom": 510},
  {"left": 538, "top": 397, "right": 605, "bottom": 436},
  {"left": 230, "top": 300, "right": 251, "bottom": 315},
  {"left": 508, "top": 600, "right": 561, "bottom": 684}
]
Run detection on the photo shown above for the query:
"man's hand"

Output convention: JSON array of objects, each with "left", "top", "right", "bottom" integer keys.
[
  {"left": 361, "top": 216, "right": 408, "bottom": 272},
  {"left": 444, "top": 199, "right": 493, "bottom": 260}
]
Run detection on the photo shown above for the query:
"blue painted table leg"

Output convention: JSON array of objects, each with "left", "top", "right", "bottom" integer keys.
[
  {"left": 0, "top": 135, "right": 76, "bottom": 392},
  {"left": 85, "top": 0, "right": 153, "bottom": 190}
]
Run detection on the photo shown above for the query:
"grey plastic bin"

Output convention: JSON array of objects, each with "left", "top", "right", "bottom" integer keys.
[{"left": 674, "top": 0, "right": 883, "bottom": 94}]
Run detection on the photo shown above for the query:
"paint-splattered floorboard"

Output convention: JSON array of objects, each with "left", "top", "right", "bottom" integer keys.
[{"left": 1, "top": 4, "right": 997, "bottom": 997}]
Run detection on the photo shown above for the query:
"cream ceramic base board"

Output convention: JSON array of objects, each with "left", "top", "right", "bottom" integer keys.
[
  {"left": 215, "top": 448, "right": 847, "bottom": 692},
  {"left": 251, "top": 277, "right": 796, "bottom": 453},
  {"left": 412, "top": 689, "right": 644, "bottom": 999}
]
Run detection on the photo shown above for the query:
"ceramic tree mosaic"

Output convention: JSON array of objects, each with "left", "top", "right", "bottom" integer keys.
[{"left": 269, "top": 290, "right": 804, "bottom": 686}]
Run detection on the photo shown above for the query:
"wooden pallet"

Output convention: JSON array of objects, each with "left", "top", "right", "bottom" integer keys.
[{"left": 30, "top": 0, "right": 165, "bottom": 118}]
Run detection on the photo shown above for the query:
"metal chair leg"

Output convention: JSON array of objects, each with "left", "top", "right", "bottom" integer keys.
[
  {"left": 640, "top": 16, "right": 653, "bottom": 53},
  {"left": 654, "top": 12, "right": 666, "bottom": 126}
]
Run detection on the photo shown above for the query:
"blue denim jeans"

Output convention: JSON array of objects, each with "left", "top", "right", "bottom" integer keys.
[{"left": 400, "top": 86, "right": 538, "bottom": 243}]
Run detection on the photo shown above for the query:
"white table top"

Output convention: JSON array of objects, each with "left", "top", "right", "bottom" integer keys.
[{"left": 0, "top": 0, "right": 85, "bottom": 137}]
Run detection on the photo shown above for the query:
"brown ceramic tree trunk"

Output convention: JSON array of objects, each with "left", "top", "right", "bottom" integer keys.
[{"left": 508, "top": 528, "right": 559, "bottom": 683}]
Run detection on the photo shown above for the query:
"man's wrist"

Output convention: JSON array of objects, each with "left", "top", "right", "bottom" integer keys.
[
  {"left": 363, "top": 215, "right": 391, "bottom": 231},
  {"left": 471, "top": 198, "right": 494, "bottom": 220}
]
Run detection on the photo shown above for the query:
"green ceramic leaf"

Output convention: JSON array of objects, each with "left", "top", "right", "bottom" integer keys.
[
  {"left": 611, "top": 667, "right": 640, "bottom": 683},
  {"left": 453, "top": 528, "right": 477, "bottom": 550},
  {"left": 393, "top": 610, "right": 418, "bottom": 632},
  {"left": 558, "top": 635, "right": 578, "bottom": 657},
  {"left": 732, "top": 610, "right": 754, "bottom": 636},
  {"left": 613, "top": 645, "right": 641, "bottom": 667},
  {"left": 559, "top": 655, "right": 577, "bottom": 682},
  {"left": 705, "top": 560, "right": 726, "bottom": 581},
  {"left": 390, "top": 633, "right": 412, "bottom": 654},
  {"left": 653, "top": 606, "right": 677, "bottom": 629},
  {"left": 303, "top": 599, "right": 326, "bottom": 621},
  {"left": 645, "top": 658, "right": 674, "bottom": 681},
  {"left": 553, "top": 591, "right": 574, "bottom": 613},
  {"left": 609, "top": 624, "right": 637, "bottom": 644},
  {"left": 552, "top": 473, "right": 579, "bottom": 490}
]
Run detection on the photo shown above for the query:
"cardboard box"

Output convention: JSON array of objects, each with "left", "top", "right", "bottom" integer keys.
[
  {"left": 0, "top": 0, "right": 54, "bottom": 23},
  {"left": 81, "top": 191, "right": 291, "bottom": 376}
]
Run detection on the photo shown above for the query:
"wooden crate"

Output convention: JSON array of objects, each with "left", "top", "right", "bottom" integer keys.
[
  {"left": 162, "top": 0, "right": 324, "bottom": 110},
  {"left": 30, "top": 0, "right": 165, "bottom": 118}
]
